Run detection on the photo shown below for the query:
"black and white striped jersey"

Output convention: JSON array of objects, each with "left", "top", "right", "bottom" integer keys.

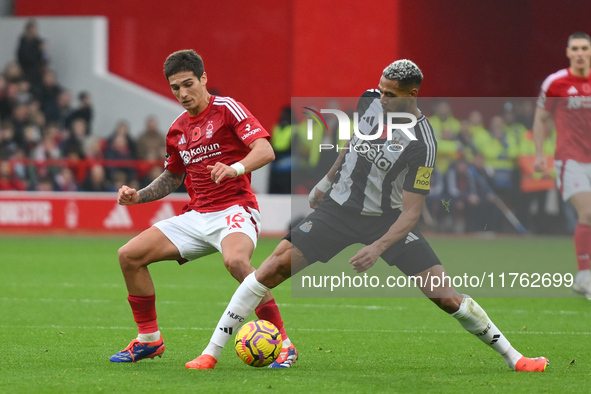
[{"left": 327, "top": 90, "right": 437, "bottom": 216}]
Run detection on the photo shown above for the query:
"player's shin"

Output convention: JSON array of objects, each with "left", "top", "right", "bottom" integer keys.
[
  {"left": 450, "top": 296, "right": 522, "bottom": 369},
  {"left": 255, "top": 297, "right": 290, "bottom": 347},
  {"left": 202, "top": 272, "right": 270, "bottom": 359}
]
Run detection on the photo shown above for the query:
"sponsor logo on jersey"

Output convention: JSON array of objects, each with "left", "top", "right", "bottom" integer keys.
[
  {"left": 178, "top": 135, "right": 187, "bottom": 145},
  {"left": 567, "top": 86, "right": 579, "bottom": 95},
  {"left": 414, "top": 166, "right": 433, "bottom": 190},
  {"left": 241, "top": 127, "right": 262, "bottom": 140},
  {"left": 179, "top": 143, "right": 221, "bottom": 165},
  {"left": 354, "top": 138, "right": 394, "bottom": 172},
  {"left": 192, "top": 127, "right": 202, "bottom": 141},
  {"left": 568, "top": 96, "right": 591, "bottom": 110},
  {"left": 299, "top": 221, "right": 313, "bottom": 232}
]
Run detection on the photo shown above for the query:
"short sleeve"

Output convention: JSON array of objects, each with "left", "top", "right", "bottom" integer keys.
[
  {"left": 164, "top": 129, "right": 186, "bottom": 174},
  {"left": 221, "top": 98, "right": 270, "bottom": 146},
  {"left": 402, "top": 142, "right": 435, "bottom": 195}
]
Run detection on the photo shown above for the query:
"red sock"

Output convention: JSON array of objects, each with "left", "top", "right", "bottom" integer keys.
[
  {"left": 127, "top": 294, "right": 159, "bottom": 334},
  {"left": 255, "top": 298, "right": 288, "bottom": 341},
  {"left": 574, "top": 223, "right": 591, "bottom": 271}
]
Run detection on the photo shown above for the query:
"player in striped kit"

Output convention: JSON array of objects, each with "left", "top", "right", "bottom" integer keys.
[
  {"left": 109, "top": 50, "right": 296, "bottom": 369},
  {"left": 533, "top": 32, "right": 591, "bottom": 299},
  {"left": 191, "top": 59, "right": 548, "bottom": 372}
]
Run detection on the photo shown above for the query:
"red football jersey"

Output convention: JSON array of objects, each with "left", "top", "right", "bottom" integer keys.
[
  {"left": 537, "top": 68, "right": 591, "bottom": 163},
  {"left": 164, "top": 95, "right": 270, "bottom": 213}
]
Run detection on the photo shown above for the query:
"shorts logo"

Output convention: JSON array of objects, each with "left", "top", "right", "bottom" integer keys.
[
  {"left": 404, "top": 232, "right": 419, "bottom": 244},
  {"left": 192, "top": 127, "right": 202, "bottom": 141},
  {"left": 414, "top": 166, "right": 433, "bottom": 190},
  {"left": 299, "top": 221, "right": 313, "bottom": 233}
]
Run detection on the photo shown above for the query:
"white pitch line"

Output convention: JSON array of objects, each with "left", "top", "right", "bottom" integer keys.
[
  {"left": 2, "top": 297, "right": 590, "bottom": 316},
  {"left": 0, "top": 324, "right": 589, "bottom": 336}
]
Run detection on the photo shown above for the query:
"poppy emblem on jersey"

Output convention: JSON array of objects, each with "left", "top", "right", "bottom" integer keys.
[
  {"left": 192, "top": 127, "right": 202, "bottom": 142},
  {"left": 583, "top": 83, "right": 591, "bottom": 94}
]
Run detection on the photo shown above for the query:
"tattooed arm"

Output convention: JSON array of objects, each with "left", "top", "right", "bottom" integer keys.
[{"left": 117, "top": 170, "right": 184, "bottom": 206}]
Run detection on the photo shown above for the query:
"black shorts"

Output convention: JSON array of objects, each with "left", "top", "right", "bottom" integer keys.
[{"left": 285, "top": 199, "right": 441, "bottom": 276}]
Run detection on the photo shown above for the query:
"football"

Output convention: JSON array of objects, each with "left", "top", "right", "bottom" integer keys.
[{"left": 235, "top": 320, "right": 282, "bottom": 367}]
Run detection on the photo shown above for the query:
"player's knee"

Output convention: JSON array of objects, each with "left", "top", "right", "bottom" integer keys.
[
  {"left": 579, "top": 209, "right": 591, "bottom": 226},
  {"left": 223, "top": 255, "right": 253, "bottom": 281},
  {"left": 118, "top": 244, "right": 141, "bottom": 271},
  {"left": 431, "top": 297, "right": 462, "bottom": 314}
]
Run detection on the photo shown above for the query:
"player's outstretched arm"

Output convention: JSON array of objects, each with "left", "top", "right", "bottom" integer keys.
[
  {"left": 207, "top": 138, "right": 275, "bottom": 184},
  {"left": 118, "top": 169, "right": 184, "bottom": 206},
  {"left": 532, "top": 106, "right": 552, "bottom": 172},
  {"left": 309, "top": 141, "right": 350, "bottom": 208},
  {"left": 349, "top": 190, "right": 425, "bottom": 272}
]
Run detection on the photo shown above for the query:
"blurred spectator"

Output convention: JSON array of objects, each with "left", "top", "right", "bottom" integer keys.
[
  {"left": 429, "top": 100, "right": 461, "bottom": 137},
  {"left": 445, "top": 159, "right": 481, "bottom": 233},
  {"left": 61, "top": 117, "right": 87, "bottom": 159},
  {"left": 268, "top": 106, "right": 293, "bottom": 194},
  {"left": 469, "top": 152, "right": 502, "bottom": 232},
  {"left": 82, "top": 164, "right": 111, "bottom": 192},
  {"left": 16, "top": 19, "right": 48, "bottom": 96},
  {"left": 104, "top": 132, "right": 136, "bottom": 182},
  {"left": 136, "top": 115, "right": 165, "bottom": 160},
  {"left": 66, "top": 91, "right": 93, "bottom": 133},
  {"left": 466, "top": 110, "right": 490, "bottom": 146},
  {"left": 0, "top": 122, "right": 18, "bottom": 159},
  {"left": 55, "top": 167, "right": 78, "bottom": 191},
  {"left": 4, "top": 61, "right": 25, "bottom": 83},
  {"left": 106, "top": 120, "right": 137, "bottom": 158},
  {"left": 35, "top": 176, "right": 55, "bottom": 191},
  {"left": 11, "top": 103, "right": 30, "bottom": 148},
  {"left": 475, "top": 116, "right": 519, "bottom": 198},
  {"left": 0, "top": 160, "right": 27, "bottom": 190},
  {"left": 32, "top": 123, "right": 61, "bottom": 183},
  {"left": 502, "top": 101, "right": 528, "bottom": 142},
  {"left": 21, "top": 124, "right": 41, "bottom": 156},
  {"left": 39, "top": 69, "right": 63, "bottom": 124},
  {"left": 514, "top": 99, "right": 535, "bottom": 130},
  {"left": 139, "top": 164, "right": 163, "bottom": 189}
]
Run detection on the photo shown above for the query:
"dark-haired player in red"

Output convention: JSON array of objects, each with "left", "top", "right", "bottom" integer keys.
[
  {"left": 534, "top": 32, "right": 591, "bottom": 299},
  {"left": 109, "top": 50, "right": 297, "bottom": 369}
]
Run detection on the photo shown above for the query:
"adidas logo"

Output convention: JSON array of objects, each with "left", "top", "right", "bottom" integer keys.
[
  {"left": 219, "top": 327, "right": 233, "bottom": 335},
  {"left": 178, "top": 135, "right": 187, "bottom": 145},
  {"left": 490, "top": 334, "right": 500, "bottom": 345},
  {"left": 567, "top": 86, "right": 579, "bottom": 95},
  {"left": 103, "top": 204, "right": 133, "bottom": 228},
  {"left": 405, "top": 232, "right": 419, "bottom": 244},
  {"left": 150, "top": 202, "right": 176, "bottom": 225}
]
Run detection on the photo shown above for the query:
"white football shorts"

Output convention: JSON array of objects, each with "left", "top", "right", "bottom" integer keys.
[
  {"left": 555, "top": 159, "right": 591, "bottom": 201},
  {"left": 153, "top": 204, "right": 261, "bottom": 263}
]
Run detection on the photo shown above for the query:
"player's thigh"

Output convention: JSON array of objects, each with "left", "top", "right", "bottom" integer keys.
[
  {"left": 220, "top": 232, "right": 256, "bottom": 281},
  {"left": 153, "top": 211, "right": 217, "bottom": 263},
  {"left": 557, "top": 160, "right": 591, "bottom": 203},
  {"left": 121, "top": 225, "right": 182, "bottom": 264},
  {"left": 570, "top": 191, "right": 591, "bottom": 225}
]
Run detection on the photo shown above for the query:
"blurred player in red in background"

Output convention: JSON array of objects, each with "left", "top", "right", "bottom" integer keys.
[
  {"left": 534, "top": 32, "right": 591, "bottom": 299},
  {"left": 109, "top": 50, "right": 297, "bottom": 369}
]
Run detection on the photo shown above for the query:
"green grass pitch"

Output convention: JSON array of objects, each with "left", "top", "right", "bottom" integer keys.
[{"left": 2, "top": 235, "right": 590, "bottom": 393}]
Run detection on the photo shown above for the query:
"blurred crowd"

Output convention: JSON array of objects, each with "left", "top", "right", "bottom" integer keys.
[
  {"left": 269, "top": 99, "right": 573, "bottom": 235},
  {"left": 0, "top": 20, "right": 171, "bottom": 194},
  {"left": 0, "top": 20, "right": 574, "bottom": 235}
]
